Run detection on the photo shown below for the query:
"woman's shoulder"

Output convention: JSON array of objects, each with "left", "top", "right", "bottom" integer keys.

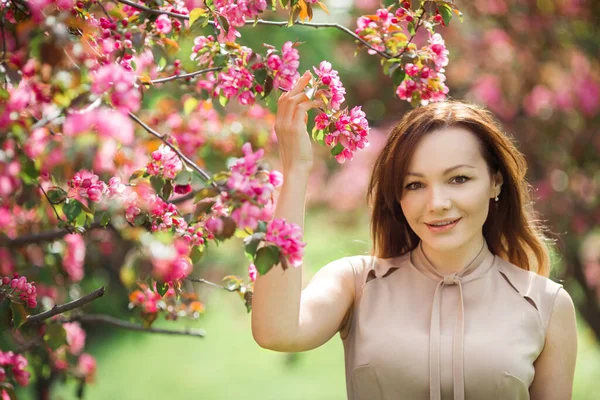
[{"left": 493, "top": 256, "right": 564, "bottom": 333}]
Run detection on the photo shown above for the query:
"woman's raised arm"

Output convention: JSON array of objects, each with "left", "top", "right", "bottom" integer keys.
[{"left": 251, "top": 72, "right": 355, "bottom": 352}]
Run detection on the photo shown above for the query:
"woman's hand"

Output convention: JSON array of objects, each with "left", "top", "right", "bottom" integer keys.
[{"left": 274, "top": 71, "right": 323, "bottom": 173}]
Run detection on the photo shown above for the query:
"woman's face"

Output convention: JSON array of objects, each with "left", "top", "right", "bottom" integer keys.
[{"left": 399, "top": 126, "right": 502, "bottom": 252}]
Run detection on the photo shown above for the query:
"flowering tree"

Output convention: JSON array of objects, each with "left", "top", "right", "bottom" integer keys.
[{"left": 0, "top": 0, "right": 461, "bottom": 397}]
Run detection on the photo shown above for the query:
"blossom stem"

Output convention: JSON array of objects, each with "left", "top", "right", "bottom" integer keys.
[
  {"left": 185, "top": 277, "right": 236, "bottom": 292},
  {"left": 39, "top": 183, "right": 64, "bottom": 222},
  {"left": 147, "top": 66, "right": 224, "bottom": 84}
]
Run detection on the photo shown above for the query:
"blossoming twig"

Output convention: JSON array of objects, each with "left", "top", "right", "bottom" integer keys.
[
  {"left": 23, "top": 287, "right": 106, "bottom": 326},
  {"left": 115, "top": 0, "right": 392, "bottom": 59},
  {"left": 147, "top": 66, "right": 224, "bottom": 84},
  {"left": 128, "top": 112, "right": 218, "bottom": 189}
]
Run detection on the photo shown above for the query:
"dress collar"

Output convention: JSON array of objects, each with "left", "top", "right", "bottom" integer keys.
[{"left": 409, "top": 238, "right": 496, "bottom": 284}]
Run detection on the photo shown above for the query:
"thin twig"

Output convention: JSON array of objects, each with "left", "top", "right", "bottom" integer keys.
[
  {"left": 39, "top": 184, "right": 63, "bottom": 221},
  {"left": 61, "top": 314, "right": 206, "bottom": 337},
  {"left": 185, "top": 277, "right": 235, "bottom": 292},
  {"left": 115, "top": 0, "right": 392, "bottom": 59},
  {"left": 147, "top": 66, "right": 223, "bottom": 85},
  {"left": 128, "top": 112, "right": 218, "bottom": 189},
  {"left": 23, "top": 287, "right": 106, "bottom": 326},
  {"left": 394, "top": 7, "right": 426, "bottom": 59},
  {"left": 97, "top": 1, "right": 114, "bottom": 22}
]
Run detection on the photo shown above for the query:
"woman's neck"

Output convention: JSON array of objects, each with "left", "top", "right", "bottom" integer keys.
[{"left": 419, "top": 236, "right": 486, "bottom": 276}]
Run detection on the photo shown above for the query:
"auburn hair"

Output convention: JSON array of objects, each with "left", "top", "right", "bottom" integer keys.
[{"left": 367, "top": 99, "right": 553, "bottom": 276}]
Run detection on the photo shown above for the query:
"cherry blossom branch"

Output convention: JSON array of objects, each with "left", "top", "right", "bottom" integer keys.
[
  {"left": 1, "top": 189, "right": 200, "bottom": 247},
  {"left": 394, "top": 8, "right": 427, "bottom": 58},
  {"left": 146, "top": 66, "right": 224, "bottom": 84},
  {"left": 115, "top": 0, "right": 392, "bottom": 59},
  {"left": 128, "top": 112, "right": 219, "bottom": 189},
  {"left": 22, "top": 287, "right": 106, "bottom": 326},
  {"left": 59, "top": 314, "right": 206, "bottom": 337}
]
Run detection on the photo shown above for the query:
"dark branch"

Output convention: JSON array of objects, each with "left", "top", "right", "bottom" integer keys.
[
  {"left": 115, "top": 0, "right": 392, "bottom": 59},
  {"left": 61, "top": 314, "right": 206, "bottom": 337},
  {"left": 23, "top": 287, "right": 106, "bottom": 326},
  {"left": 147, "top": 67, "right": 224, "bottom": 85},
  {"left": 128, "top": 112, "right": 218, "bottom": 188}
]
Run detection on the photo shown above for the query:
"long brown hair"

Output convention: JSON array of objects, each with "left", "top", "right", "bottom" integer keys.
[{"left": 367, "top": 99, "right": 553, "bottom": 276}]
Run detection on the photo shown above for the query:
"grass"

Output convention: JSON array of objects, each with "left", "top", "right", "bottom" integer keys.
[{"left": 45, "top": 208, "right": 600, "bottom": 399}]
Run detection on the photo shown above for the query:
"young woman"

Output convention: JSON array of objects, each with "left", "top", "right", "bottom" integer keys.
[{"left": 251, "top": 71, "right": 578, "bottom": 400}]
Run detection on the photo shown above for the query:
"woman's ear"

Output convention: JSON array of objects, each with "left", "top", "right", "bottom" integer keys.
[{"left": 493, "top": 171, "right": 504, "bottom": 195}]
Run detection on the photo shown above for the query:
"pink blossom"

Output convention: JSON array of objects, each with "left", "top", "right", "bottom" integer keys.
[
  {"left": 0, "top": 160, "right": 21, "bottom": 198},
  {"left": 63, "top": 234, "right": 86, "bottom": 282},
  {"left": 63, "top": 108, "right": 135, "bottom": 145},
  {"left": 248, "top": 263, "right": 257, "bottom": 282},
  {"left": 231, "top": 201, "right": 262, "bottom": 231},
  {"left": 267, "top": 41, "right": 300, "bottom": 91},
  {"left": 146, "top": 144, "right": 183, "bottom": 179},
  {"left": 91, "top": 64, "right": 141, "bottom": 113},
  {"left": 67, "top": 170, "right": 108, "bottom": 202},
  {"left": 155, "top": 14, "right": 172, "bottom": 34},
  {"left": 63, "top": 322, "right": 86, "bottom": 355},
  {"left": 76, "top": 353, "right": 96, "bottom": 383},
  {"left": 265, "top": 218, "right": 305, "bottom": 267}
]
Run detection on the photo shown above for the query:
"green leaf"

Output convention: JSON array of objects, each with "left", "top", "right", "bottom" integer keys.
[
  {"left": 129, "top": 169, "right": 146, "bottom": 182},
  {"left": 150, "top": 175, "right": 165, "bottom": 197},
  {"left": 156, "top": 282, "right": 169, "bottom": 297},
  {"left": 217, "top": 15, "right": 230, "bottom": 34},
  {"left": 20, "top": 158, "right": 39, "bottom": 185},
  {"left": 190, "top": 245, "right": 205, "bottom": 265},
  {"left": 331, "top": 143, "right": 344, "bottom": 156},
  {"left": 174, "top": 170, "right": 192, "bottom": 185},
  {"left": 408, "top": 21, "right": 416, "bottom": 36},
  {"left": 256, "top": 220, "right": 267, "bottom": 233},
  {"left": 253, "top": 245, "right": 281, "bottom": 275},
  {"left": 244, "top": 232, "right": 266, "bottom": 260},
  {"left": 438, "top": 3, "right": 452, "bottom": 26},
  {"left": 392, "top": 68, "right": 407, "bottom": 86},
  {"left": 162, "top": 181, "right": 173, "bottom": 201},
  {"left": 193, "top": 187, "right": 219, "bottom": 202},
  {"left": 63, "top": 199, "right": 83, "bottom": 222},
  {"left": 43, "top": 323, "right": 67, "bottom": 350},
  {"left": 47, "top": 187, "right": 68, "bottom": 204},
  {"left": 0, "top": 299, "right": 11, "bottom": 328},
  {"left": 10, "top": 302, "right": 28, "bottom": 329},
  {"left": 189, "top": 8, "right": 207, "bottom": 27},
  {"left": 100, "top": 211, "right": 111, "bottom": 227},
  {"left": 218, "top": 94, "right": 228, "bottom": 107},
  {"left": 262, "top": 76, "right": 274, "bottom": 99}
]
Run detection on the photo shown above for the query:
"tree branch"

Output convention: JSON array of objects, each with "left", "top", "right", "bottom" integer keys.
[
  {"left": 115, "top": 0, "right": 392, "bottom": 59},
  {"left": 23, "top": 287, "right": 106, "bottom": 326},
  {"left": 60, "top": 313, "right": 206, "bottom": 337},
  {"left": 185, "top": 277, "right": 236, "bottom": 292},
  {"left": 147, "top": 66, "right": 224, "bottom": 85},
  {"left": 128, "top": 112, "right": 219, "bottom": 189}
]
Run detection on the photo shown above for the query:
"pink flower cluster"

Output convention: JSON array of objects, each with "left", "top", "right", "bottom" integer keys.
[
  {"left": 212, "top": 0, "right": 268, "bottom": 42},
  {"left": 265, "top": 218, "right": 305, "bottom": 268},
  {"left": 355, "top": 7, "right": 406, "bottom": 55},
  {"left": 0, "top": 159, "right": 21, "bottom": 199},
  {"left": 266, "top": 41, "right": 300, "bottom": 91},
  {"left": 306, "top": 62, "right": 370, "bottom": 163},
  {"left": 216, "top": 60, "right": 256, "bottom": 106},
  {"left": 151, "top": 238, "right": 193, "bottom": 283},
  {"left": 146, "top": 144, "right": 183, "bottom": 179},
  {"left": 1, "top": 273, "right": 37, "bottom": 308},
  {"left": 325, "top": 106, "right": 370, "bottom": 163},
  {"left": 63, "top": 321, "right": 86, "bottom": 355},
  {"left": 396, "top": 33, "right": 449, "bottom": 105},
  {"left": 312, "top": 61, "right": 346, "bottom": 111},
  {"left": 91, "top": 64, "right": 141, "bottom": 113},
  {"left": 63, "top": 108, "right": 135, "bottom": 145},
  {"left": 67, "top": 170, "right": 108, "bottom": 202},
  {"left": 0, "top": 350, "right": 30, "bottom": 387},
  {"left": 76, "top": 353, "right": 97, "bottom": 383},
  {"left": 155, "top": 14, "right": 172, "bottom": 34},
  {"left": 62, "top": 234, "right": 86, "bottom": 282},
  {"left": 227, "top": 143, "right": 283, "bottom": 230}
]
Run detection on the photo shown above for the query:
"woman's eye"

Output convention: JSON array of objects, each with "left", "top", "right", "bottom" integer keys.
[
  {"left": 452, "top": 175, "right": 470, "bottom": 184},
  {"left": 404, "top": 176, "right": 470, "bottom": 190}
]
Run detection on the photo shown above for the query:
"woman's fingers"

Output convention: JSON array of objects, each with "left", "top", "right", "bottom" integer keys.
[{"left": 287, "top": 71, "right": 312, "bottom": 98}]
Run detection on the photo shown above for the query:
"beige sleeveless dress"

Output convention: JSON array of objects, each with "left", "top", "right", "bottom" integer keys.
[{"left": 339, "top": 239, "right": 563, "bottom": 400}]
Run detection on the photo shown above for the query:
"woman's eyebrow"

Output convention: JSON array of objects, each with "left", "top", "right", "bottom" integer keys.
[{"left": 406, "top": 164, "right": 476, "bottom": 177}]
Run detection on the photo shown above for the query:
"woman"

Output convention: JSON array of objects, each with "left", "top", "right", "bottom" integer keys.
[{"left": 251, "top": 71, "right": 578, "bottom": 400}]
